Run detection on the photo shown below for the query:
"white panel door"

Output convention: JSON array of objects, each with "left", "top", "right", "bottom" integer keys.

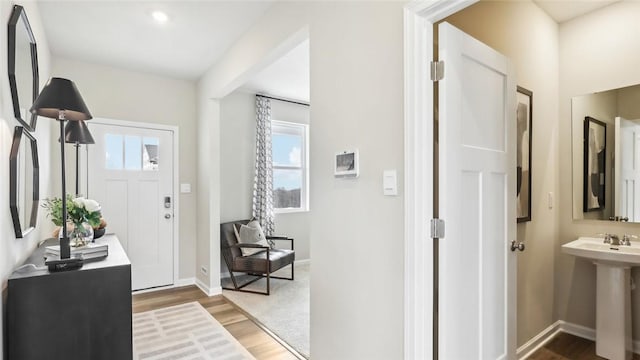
[
  {"left": 87, "top": 122, "right": 174, "bottom": 290},
  {"left": 614, "top": 116, "right": 640, "bottom": 221},
  {"left": 438, "top": 22, "right": 517, "bottom": 359}
]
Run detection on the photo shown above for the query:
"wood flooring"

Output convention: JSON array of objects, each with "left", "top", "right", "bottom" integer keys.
[
  {"left": 529, "top": 332, "right": 640, "bottom": 360},
  {"left": 134, "top": 287, "right": 637, "bottom": 360},
  {"left": 132, "top": 285, "right": 300, "bottom": 360}
]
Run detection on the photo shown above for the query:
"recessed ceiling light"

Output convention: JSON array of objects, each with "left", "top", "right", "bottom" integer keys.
[{"left": 151, "top": 10, "right": 169, "bottom": 24}]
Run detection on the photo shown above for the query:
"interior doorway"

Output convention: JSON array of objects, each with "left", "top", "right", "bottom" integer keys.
[
  {"left": 404, "top": 1, "right": 521, "bottom": 358},
  {"left": 217, "top": 36, "right": 310, "bottom": 359}
]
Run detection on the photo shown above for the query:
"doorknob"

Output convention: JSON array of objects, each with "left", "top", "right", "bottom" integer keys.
[
  {"left": 510, "top": 240, "right": 525, "bottom": 252},
  {"left": 164, "top": 214, "right": 171, "bottom": 219}
]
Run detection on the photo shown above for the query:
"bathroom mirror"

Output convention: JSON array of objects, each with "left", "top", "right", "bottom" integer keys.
[
  {"left": 8, "top": 5, "right": 39, "bottom": 132},
  {"left": 10, "top": 127, "right": 39, "bottom": 238},
  {"left": 572, "top": 83, "right": 640, "bottom": 222}
]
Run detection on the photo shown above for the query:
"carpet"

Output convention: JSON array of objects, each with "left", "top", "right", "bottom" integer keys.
[
  {"left": 222, "top": 262, "right": 310, "bottom": 358},
  {"left": 133, "top": 301, "right": 255, "bottom": 360}
]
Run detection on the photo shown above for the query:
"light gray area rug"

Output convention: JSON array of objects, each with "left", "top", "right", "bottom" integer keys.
[
  {"left": 133, "top": 302, "right": 255, "bottom": 360},
  {"left": 222, "top": 262, "right": 310, "bottom": 358}
]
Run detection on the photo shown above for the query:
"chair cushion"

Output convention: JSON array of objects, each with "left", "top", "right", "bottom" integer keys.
[
  {"left": 234, "top": 221, "right": 269, "bottom": 256},
  {"left": 233, "top": 249, "right": 295, "bottom": 274}
]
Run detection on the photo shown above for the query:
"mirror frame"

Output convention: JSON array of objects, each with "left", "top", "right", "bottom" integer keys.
[
  {"left": 8, "top": 4, "right": 39, "bottom": 132},
  {"left": 10, "top": 126, "right": 39, "bottom": 238}
]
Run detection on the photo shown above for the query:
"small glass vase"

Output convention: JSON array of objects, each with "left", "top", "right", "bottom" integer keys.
[{"left": 59, "top": 222, "right": 94, "bottom": 248}]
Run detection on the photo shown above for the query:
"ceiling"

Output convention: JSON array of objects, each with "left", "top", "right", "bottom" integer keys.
[
  {"left": 38, "top": 1, "right": 273, "bottom": 80},
  {"left": 533, "top": 0, "right": 620, "bottom": 23},
  {"left": 241, "top": 39, "right": 310, "bottom": 103},
  {"left": 38, "top": 0, "right": 611, "bottom": 102}
]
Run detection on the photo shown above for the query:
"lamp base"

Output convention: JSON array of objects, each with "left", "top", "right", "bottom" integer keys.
[{"left": 45, "top": 256, "right": 83, "bottom": 272}]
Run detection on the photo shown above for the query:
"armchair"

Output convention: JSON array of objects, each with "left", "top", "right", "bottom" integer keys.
[{"left": 220, "top": 220, "right": 295, "bottom": 295}]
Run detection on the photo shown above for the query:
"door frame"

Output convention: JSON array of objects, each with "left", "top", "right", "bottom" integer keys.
[
  {"left": 82, "top": 117, "right": 181, "bottom": 287},
  {"left": 403, "top": 0, "right": 478, "bottom": 358}
]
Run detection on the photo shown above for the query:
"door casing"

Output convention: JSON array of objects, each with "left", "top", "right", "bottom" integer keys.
[{"left": 403, "top": 1, "right": 481, "bottom": 358}]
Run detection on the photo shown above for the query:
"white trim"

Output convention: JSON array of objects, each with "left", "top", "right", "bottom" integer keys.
[
  {"left": 274, "top": 208, "right": 309, "bottom": 215},
  {"left": 86, "top": 117, "right": 181, "bottom": 288},
  {"left": 559, "top": 320, "right": 640, "bottom": 354},
  {"left": 516, "top": 321, "right": 562, "bottom": 360},
  {"left": 516, "top": 320, "right": 640, "bottom": 359},
  {"left": 131, "top": 278, "right": 196, "bottom": 295},
  {"left": 89, "top": 117, "right": 179, "bottom": 132},
  {"left": 174, "top": 277, "right": 196, "bottom": 287},
  {"left": 403, "top": 1, "right": 479, "bottom": 358},
  {"left": 196, "top": 278, "right": 222, "bottom": 297},
  {"left": 559, "top": 320, "right": 596, "bottom": 341}
]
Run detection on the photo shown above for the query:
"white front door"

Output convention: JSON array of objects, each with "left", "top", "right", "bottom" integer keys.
[
  {"left": 87, "top": 121, "right": 174, "bottom": 290},
  {"left": 438, "top": 22, "right": 517, "bottom": 359},
  {"left": 614, "top": 116, "right": 640, "bottom": 221}
]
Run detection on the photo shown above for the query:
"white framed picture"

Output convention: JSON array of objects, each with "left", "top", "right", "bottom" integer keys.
[{"left": 335, "top": 149, "right": 359, "bottom": 178}]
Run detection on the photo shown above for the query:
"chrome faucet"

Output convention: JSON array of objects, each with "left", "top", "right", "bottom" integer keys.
[
  {"left": 622, "top": 234, "right": 637, "bottom": 246},
  {"left": 609, "top": 234, "right": 621, "bottom": 246},
  {"left": 599, "top": 233, "right": 619, "bottom": 245}
]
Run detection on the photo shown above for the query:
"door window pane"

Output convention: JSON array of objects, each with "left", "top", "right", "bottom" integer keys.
[
  {"left": 105, "top": 134, "right": 123, "bottom": 170},
  {"left": 273, "top": 169, "right": 302, "bottom": 208},
  {"left": 143, "top": 137, "right": 159, "bottom": 171},
  {"left": 272, "top": 134, "right": 302, "bottom": 167},
  {"left": 124, "top": 135, "right": 142, "bottom": 170}
]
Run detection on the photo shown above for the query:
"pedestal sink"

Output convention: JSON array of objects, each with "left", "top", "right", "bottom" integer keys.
[{"left": 562, "top": 237, "right": 640, "bottom": 360}]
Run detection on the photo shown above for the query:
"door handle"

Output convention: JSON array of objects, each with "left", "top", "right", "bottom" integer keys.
[
  {"left": 510, "top": 240, "right": 525, "bottom": 252},
  {"left": 164, "top": 214, "right": 171, "bottom": 219}
]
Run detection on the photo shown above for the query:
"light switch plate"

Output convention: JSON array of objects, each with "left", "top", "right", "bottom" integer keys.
[
  {"left": 180, "top": 183, "right": 192, "bottom": 194},
  {"left": 383, "top": 170, "right": 398, "bottom": 196}
]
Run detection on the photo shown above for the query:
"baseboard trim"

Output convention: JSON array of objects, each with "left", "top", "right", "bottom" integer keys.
[
  {"left": 517, "top": 321, "right": 562, "bottom": 360},
  {"left": 518, "top": 320, "right": 640, "bottom": 359},
  {"left": 174, "top": 277, "right": 195, "bottom": 287},
  {"left": 132, "top": 278, "right": 196, "bottom": 294},
  {"left": 195, "top": 278, "right": 222, "bottom": 297},
  {"left": 559, "top": 320, "right": 595, "bottom": 341}
]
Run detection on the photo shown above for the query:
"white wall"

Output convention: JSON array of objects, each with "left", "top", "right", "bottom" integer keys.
[
  {"left": 198, "top": 2, "right": 404, "bottom": 358},
  {"left": 220, "top": 91, "right": 311, "bottom": 261},
  {"left": 220, "top": 91, "right": 255, "bottom": 223},
  {"left": 51, "top": 57, "right": 198, "bottom": 281},
  {"left": 445, "top": 0, "right": 560, "bottom": 346},
  {"left": 557, "top": 0, "right": 640, "bottom": 341},
  {"left": 0, "top": 0, "right": 54, "bottom": 355}
]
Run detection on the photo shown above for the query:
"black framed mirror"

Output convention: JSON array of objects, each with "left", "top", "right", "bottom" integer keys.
[
  {"left": 10, "top": 126, "right": 39, "bottom": 238},
  {"left": 8, "top": 5, "right": 39, "bottom": 132}
]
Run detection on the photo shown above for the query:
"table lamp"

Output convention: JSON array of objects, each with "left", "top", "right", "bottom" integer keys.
[
  {"left": 64, "top": 120, "right": 94, "bottom": 196},
  {"left": 30, "top": 77, "right": 92, "bottom": 260}
]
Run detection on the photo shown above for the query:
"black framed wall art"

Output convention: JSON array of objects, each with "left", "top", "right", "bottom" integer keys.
[
  {"left": 583, "top": 116, "right": 606, "bottom": 212},
  {"left": 516, "top": 86, "right": 532, "bottom": 222}
]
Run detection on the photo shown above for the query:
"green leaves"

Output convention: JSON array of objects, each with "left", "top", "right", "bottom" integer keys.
[{"left": 42, "top": 195, "right": 102, "bottom": 227}]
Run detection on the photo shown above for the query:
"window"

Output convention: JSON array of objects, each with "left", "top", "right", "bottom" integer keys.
[
  {"left": 104, "top": 134, "right": 159, "bottom": 171},
  {"left": 272, "top": 120, "right": 308, "bottom": 212}
]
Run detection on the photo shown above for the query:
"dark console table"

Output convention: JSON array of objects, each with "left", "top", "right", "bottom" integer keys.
[{"left": 6, "top": 235, "right": 132, "bottom": 360}]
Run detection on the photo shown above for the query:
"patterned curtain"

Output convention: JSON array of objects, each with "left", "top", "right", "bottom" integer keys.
[{"left": 252, "top": 96, "right": 275, "bottom": 236}]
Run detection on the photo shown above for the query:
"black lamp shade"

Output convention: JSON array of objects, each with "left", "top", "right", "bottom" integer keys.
[
  {"left": 65, "top": 120, "right": 95, "bottom": 144},
  {"left": 30, "top": 77, "right": 92, "bottom": 121}
]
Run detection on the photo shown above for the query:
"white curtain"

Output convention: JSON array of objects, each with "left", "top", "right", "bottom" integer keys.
[{"left": 252, "top": 96, "right": 275, "bottom": 236}]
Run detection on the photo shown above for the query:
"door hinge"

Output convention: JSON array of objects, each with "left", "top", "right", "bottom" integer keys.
[
  {"left": 430, "top": 61, "right": 444, "bottom": 81},
  {"left": 430, "top": 218, "right": 445, "bottom": 239}
]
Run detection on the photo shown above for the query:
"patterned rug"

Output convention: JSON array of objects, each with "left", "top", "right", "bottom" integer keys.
[{"left": 133, "top": 302, "right": 255, "bottom": 360}]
